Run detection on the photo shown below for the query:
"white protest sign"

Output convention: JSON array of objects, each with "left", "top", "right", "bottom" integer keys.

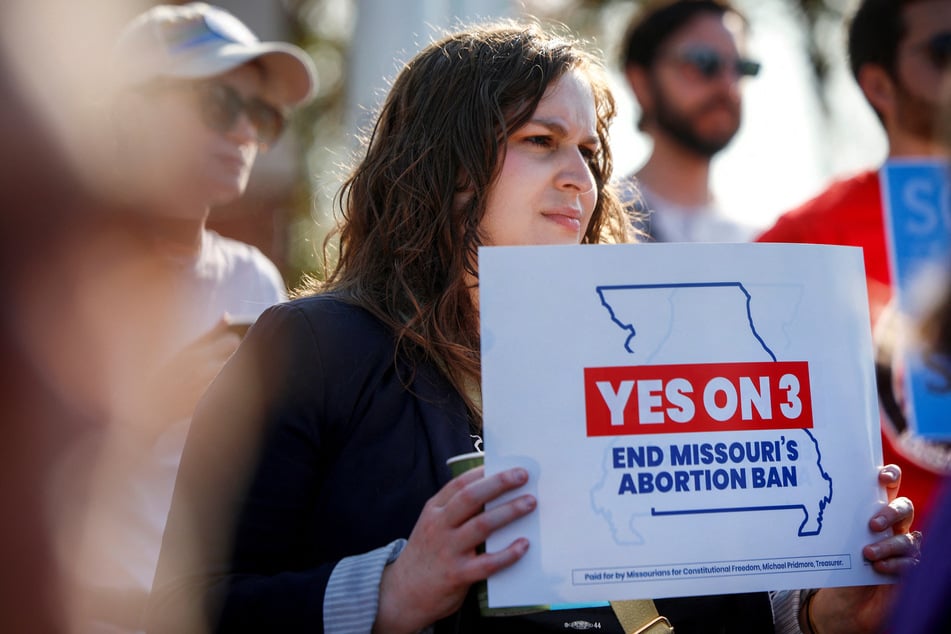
[{"left": 480, "top": 243, "right": 890, "bottom": 608}]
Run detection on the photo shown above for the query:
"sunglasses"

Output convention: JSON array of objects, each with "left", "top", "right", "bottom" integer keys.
[
  {"left": 144, "top": 80, "right": 286, "bottom": 147},
  {"left": 667, "top": 47, "right": 761, "bottom": 80},
  {"left": 918, "top": 32, "right": 951, "bottom": 70},
  {"left": 194, "top": 82, "right": 286, "bottom": 147}
]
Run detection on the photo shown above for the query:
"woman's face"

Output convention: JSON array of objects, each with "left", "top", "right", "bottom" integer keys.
[{"left": 479, "top": 68, "right": 600, "bottom": 247}]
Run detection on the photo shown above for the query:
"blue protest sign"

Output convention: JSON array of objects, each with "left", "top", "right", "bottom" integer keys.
[{"left": 881, "top": 159, "right": 951, "bottom": 440}]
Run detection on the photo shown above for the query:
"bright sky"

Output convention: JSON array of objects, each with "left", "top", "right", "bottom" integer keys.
[{"left": 607, "top": 0, "right": 888, "bottom": 234}]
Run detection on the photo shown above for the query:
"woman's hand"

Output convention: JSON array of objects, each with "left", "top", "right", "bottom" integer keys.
[
  {"left": 374, "top": 465, "right": 536, "bottom": 633},
  {"left": 806, "top": 464, "right": 921, "bottom": 634}
]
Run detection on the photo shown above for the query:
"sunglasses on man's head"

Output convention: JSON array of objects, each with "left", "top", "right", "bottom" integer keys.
[
  {"left": 667, "top": 47, "right": 761, "bottom": 80},
  {"left": 143, "top": 80, "right": 286, "bottom": 147}
]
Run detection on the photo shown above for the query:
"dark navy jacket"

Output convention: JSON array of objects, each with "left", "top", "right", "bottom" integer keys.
[{"left": 147, "top": 296, "right": 773, "bottom": 633}]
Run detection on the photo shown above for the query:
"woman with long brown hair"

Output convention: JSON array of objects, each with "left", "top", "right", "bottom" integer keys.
[{"left": 148, "top": 19, "right": 918, "bottom": 634}]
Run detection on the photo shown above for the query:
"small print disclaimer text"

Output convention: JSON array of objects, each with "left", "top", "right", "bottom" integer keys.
[{"left": 573, "top": 555, "right": 851, "bottom": 585}]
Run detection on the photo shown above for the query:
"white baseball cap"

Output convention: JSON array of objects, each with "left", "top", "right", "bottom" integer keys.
[{"left": 112, "top": 2, "right": 316, "bottom": 108}]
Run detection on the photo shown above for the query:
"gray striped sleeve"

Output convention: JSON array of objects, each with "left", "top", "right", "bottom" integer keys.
[
  {"left": 770, "top": 589, "right": 806, "bottom": 634},
  {"left": 323, "top": 539, "right": 407, "bottom": 633}
]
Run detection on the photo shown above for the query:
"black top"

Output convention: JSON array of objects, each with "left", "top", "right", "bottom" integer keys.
[{"left": 147, "top": 295, "right": 774, "bottom": 633}]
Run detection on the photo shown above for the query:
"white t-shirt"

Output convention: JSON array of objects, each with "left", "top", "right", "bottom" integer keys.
[
  {"left": 620, "top": 178, "right": 758, "bottom": 243},
  {"left": 77, "top": 230, "right": 286, "bottom": 621}
]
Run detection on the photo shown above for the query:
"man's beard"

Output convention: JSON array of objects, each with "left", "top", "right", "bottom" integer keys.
[{"left": 648, "top": 77, "right": 742, "bottom": 158}]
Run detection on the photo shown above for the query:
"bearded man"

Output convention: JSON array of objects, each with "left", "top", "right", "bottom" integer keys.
[{"left": 618, "top": 0, "right": 761, "bottom": 242}]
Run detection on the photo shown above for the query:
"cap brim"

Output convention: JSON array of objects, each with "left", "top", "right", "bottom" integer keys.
[{"left": 166, "top": 42, "right": 316, "bottom": 108}]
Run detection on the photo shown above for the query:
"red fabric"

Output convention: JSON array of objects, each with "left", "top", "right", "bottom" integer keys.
[
  {"left": 758, "top": 170, "right": 940, "bottom": 526},
  {"left": 757, "top": 170, "right": 892, "bottom": 326}
]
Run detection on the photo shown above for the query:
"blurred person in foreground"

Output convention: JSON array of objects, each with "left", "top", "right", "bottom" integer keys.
[
  {"left": 147, "top": 20, "right": 918, "bottom": 634},
  {"left": 885, "top": 278, "right": 951, "bottom": 633},
  {"left": 56, "top": 3, "right": 315, "bottom": 631},
  {"left": 617, "top": 0, "right": 762, "bottom": 243},
  {"left": 757, "top": 0, "right": 951, "bottom": 524},
  {"left": 0, "top": 10, "right": 118, "bottom": 632}
]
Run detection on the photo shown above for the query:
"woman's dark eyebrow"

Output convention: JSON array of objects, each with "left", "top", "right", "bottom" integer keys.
[{"left": 527, "top": 118, "right": 599, "bottom": 147}]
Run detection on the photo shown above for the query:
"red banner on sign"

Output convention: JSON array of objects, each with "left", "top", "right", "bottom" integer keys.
[{"left": 584, "top": 361, "right": 812, "bottom": 436}]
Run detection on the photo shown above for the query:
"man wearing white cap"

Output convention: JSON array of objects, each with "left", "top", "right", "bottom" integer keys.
[{"left": 68, "top": 4, "right": 315, "bottom": 632}]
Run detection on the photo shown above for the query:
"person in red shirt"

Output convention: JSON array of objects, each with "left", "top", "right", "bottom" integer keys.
[
  {"left": 759, "top": 172, "right": 889, "bottom": 322},
  {"left": 758, "top": 0, "right": 951, "bottom": 523}
]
